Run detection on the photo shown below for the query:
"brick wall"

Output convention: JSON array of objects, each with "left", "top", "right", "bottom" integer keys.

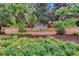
[
  {"left": 65, "top": 27, "right": 79, "bottom": 34},
  {"left": 1, "top": 27, "right": 19, "bottom": 34},
  {"left": 1, "top": 27, "right": 79, "bottom": 35}
]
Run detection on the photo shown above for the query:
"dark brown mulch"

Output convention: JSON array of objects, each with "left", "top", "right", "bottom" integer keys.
[
  {"left": 1, "top": 34, "right": 79, "bottom": 43},
  {"left": 25, "top": 34, "right": 79, "bottom": 43},
  {"left": 53, "top": 35, "right": 79, "bottom": 43},
  {"left": 0, "top": 30, "right": 5, "bottom": 34}
]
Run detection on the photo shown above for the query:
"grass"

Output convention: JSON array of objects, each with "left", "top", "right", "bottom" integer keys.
[
  {"left": 0, "top": 35, "right": 17, "bottom": 40},
  {"left": 0, "top": 36, "right": 78, "bottom": 56}
]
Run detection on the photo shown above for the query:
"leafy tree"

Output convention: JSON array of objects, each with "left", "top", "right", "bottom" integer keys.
[
  {"left": 55, "top": 6, "right": 70, "bottom": 20},
  {"left": 69, "top": 4, "right": 79, "bottom": 18},
  {"left": 34, "top": 3, "right": 51, "bottom": 24},
  {"left": 5, "top": 4, "right": 27, "bottom": 24},
  {"left": 0, "top": 4, "right": 38, "bottom": 28},
  {"left": 53, "top": 3, "right": 70, "bottom": 9},
  {"left": 54, "top": 4, "right": 79, "bottom": 20},
  {"left": 0, "top": 4, "right": 13, "bottom": 28},
  {"left": 25, "top": 4, "right": 38, "bottom": 24}
]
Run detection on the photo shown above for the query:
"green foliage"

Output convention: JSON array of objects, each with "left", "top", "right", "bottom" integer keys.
[
  {"left": 53, "top": 18, "right": 77, "bottom": 27},
  {"left": 0, "top": 4, "right": 27, "bottom": 27},
  {"left": 55, "top": 21, "right": 65, "bottom": 35},
  {"left": 0, "top": 3, "right": 79, "bottom": 27},
  {"left": 55, "top": 6, "right": 69, "bottom": 17},
  {"left": 18, "top": 23, "right": 25, "bottom": 32},
  {"left": 25, "top": 4, "right": 38, "bottom": 24},
  {"left": 0, "top": 35, "right": 17, "bottom": 47},
  {"left": 0, "top": 4, "right": 38, "bottom": 27},
  {"left": 0, "top": 36, "right": 79, "bottom": 56},
  {"left": 55, "top": 4, "right": 79, "bottom": 20},
  {"left": 0, "top": 39, "right": 16, "bottom": 47},
  {"left": 53, "top": 20, "right": 63, "bottom": 27},
  {"left": 5, "top": 4, "right": 27, "bottom": 24},
  {"left": 34, "top": 4, "right": 50, "bottom": 23},
  {"left": 25, "top": 12, "right": 38, "bottom": 24},
  {"left": 10, "top": 16, "right": 18, "bottom": 27},
  {"left": 53, "top": 18, "right": 77, "bottom": 34},
  {"left": 39, "top": 19, "right": 49, "bottom": 24},
  {"left": 63, "top": 18, "right": 78, "bottom": 27},
  {"left": 69, "top": 4, "right": 79, "bottom": 16},
  {"left": 0, "top": 4, "right": 12, "bottom": 27},
  {"left": 0, "top": 35, "right": 17, "bottom": 40}
]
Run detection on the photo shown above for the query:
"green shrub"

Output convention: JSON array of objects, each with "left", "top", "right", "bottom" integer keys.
[
  {"left": 18, "top": 23, "right": 25, "bottom": 32},
  {"left": 63, "top": 18, "right": 78, "bottom": 27},
  {"left": 0, "top": 39, "right": 16, "bottom": 47},
  {"left": 0, "top": 36, "right": 79, "bottom": 56},
  {"left": 53, "top": 18, "right": 77, "bottom": 35},
  {"left": 53, "top": 18, "right": 78, "bottom": 27},
  {"left": 53, "top": 21, "right": 62, "bottom": 27},
  {"left": 0, "top": 36, "right": 17, "bottom": 47},
  {"left": 54, "top": 21, "right": 65, "bottom": 35},
  {"left": 57, "top": 25, "right": 65, "bottom": 35}
]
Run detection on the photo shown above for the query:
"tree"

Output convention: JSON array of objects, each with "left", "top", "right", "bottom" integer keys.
[
  {"left": 25, "top": 4, "right": 38, "bottom": 24},
  {"left": 0, "top": 4, "right": 13, "bottom": 28},
  {"left": 53, "top": 3, "right": 70, "bottom": 9},
  {"left": 0, "top": 4, "right": 38, "bottom": 27},
  {"left": 5, "top": 4, "right": 27, "bottom": 24},
  {"left": 34, "top": 3, "right": 51, "bottom": 24},
  {"left": 55, "top": 6, "right": 70, "bottom": 20},
  {"left": 54, "top": 3, "right": 79, "bottom": 20}
]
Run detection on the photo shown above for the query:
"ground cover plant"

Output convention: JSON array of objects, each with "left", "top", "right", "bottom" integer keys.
[{"left": 0, "top": 36, "right": 79, "bottom": 56}]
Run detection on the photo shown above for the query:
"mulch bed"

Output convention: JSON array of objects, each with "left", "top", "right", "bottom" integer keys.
[
  {"left": 31, "top": 34, "right": 79, "bottom": 43},
  {"left": 53, "top": 35, "right": 79, "bottom": 43},
  {"left": 0, "top": 30, "right": 5, "bottom": 34},
  {"left": 1, "top": 34, "right": 79, "bottom": 43}
]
